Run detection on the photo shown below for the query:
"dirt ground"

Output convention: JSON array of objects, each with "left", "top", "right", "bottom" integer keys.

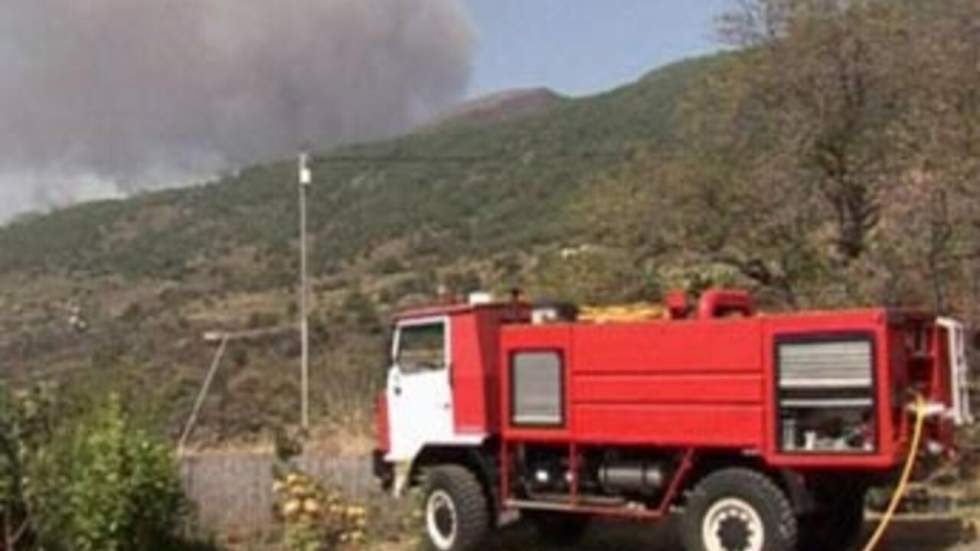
[{"left": 376, "top": 515, "right": 979, "bottom": 551}]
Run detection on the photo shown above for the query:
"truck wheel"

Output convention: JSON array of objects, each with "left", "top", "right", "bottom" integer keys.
[
  {"left": 421, "top": 465, "right": 490, "bottom": 551},
  {"left": 682, "top": 468, "right": 798, "bottom": 551},
  {"left": 798, "top": 490, "right": 865, "bottom": 551},
  {"left": 526, "top": 510, "right": 591, "bottom": 545}
]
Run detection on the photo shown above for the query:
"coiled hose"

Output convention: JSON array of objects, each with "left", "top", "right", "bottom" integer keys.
[{"left": 861, "top": 393, "right": 928, "bottom": 551}]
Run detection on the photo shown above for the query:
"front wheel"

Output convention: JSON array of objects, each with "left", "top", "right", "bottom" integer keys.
[
  {"left": 682, "top": 468, "right": 798, "bottom": 551},
  {"left": 421, "top": 466, "right": 490, "bottom": 551}
]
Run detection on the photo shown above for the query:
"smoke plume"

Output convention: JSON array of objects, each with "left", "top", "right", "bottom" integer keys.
[{"left": 0, "top": 0, "right": 474, "bottom": 222}]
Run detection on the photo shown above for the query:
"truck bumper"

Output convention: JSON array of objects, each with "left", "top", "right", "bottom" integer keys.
[{"left": 372, "top": 449, "right": 394, "bottom": 491}]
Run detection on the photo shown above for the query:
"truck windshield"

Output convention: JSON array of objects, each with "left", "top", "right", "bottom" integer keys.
[{"left": 397, "top": 322, "right": 446, "bottom": 373}]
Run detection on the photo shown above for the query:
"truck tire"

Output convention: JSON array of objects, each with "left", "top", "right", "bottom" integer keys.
[
  {"left": 682, "top": 468, "right": 798, "bottom": 551},
  {"left": 421, "top": 465, "right": 490, "bottom": 551},
  {"left": 797, "top": 489, "right": 865, "bottom": 551},
  {"left": 526, "top": 510, "right": 591, "bottom": 545}
]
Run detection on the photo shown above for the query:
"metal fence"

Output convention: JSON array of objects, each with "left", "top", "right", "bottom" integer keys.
[{"left": 180, "top": 452, "right": 373, "bottom": 534}]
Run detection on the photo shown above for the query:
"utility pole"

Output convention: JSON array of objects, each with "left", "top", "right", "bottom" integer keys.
[
  {"left": 178, "top": 326, "right": 296, "bottom": 454},
  {"left": 298, "top": 152, "right": 312, "bottom": 431}
]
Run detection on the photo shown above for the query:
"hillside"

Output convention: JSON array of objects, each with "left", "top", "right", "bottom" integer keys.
[
  {"left": 0, "top": 57, "right": 711, "bottom": 282},
  {"left": 0, "top": 56, "right": 718, "bottom": 442},
  {"left": 425, "top": 87, "right": 566, "bottom": 128},
  {"left": 3, "top": 4, "right": 978, "bottom": 447}
]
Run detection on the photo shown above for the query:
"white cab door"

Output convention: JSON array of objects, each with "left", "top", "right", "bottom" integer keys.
[{"left": 386, "top": 316, "right": 456, "bottom": 462}]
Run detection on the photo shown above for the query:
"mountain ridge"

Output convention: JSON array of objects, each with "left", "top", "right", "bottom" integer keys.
[
  {"left": 0, "top": 55, "right": 715, "bottom": 280},
  {"left": 425, "top": 87, "right": 566, "bottom": 129}
]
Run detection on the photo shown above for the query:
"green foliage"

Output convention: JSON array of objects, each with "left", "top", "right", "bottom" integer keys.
[
  {"left": 31, "top": 394, "right": 184, "bottom": 551},
  {"left": 530, "top": 247, "right": 651, "bottom": 305},
  {"left": 0, "top": 384, "right": 60, "bottom": 548},
  {"left": 341, "top": 289, "right": 381, "bottom": 333},
  {"left": 373, "top": 257, "right": 405, "bottom": 275},
  {"left": 443, "top": 269, "right": 483, "bottom": 296},
  {"left": 0, "top": 390, "right": 188, "bottom": 551}
]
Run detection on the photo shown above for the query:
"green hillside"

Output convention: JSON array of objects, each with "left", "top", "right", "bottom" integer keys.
[
  {"left": 2, "top": 0, "right": 979, "bottom": 447},
  {"left": 0, "top": 57, "right": 713, "bottom": 284},
  {"left": 0, "top": 57, "right": 721, "bottom": 442}
]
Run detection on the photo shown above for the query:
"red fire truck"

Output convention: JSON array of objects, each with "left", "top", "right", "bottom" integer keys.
[{"left": 373, "top": 290, "right": 973, "bottom": 551}]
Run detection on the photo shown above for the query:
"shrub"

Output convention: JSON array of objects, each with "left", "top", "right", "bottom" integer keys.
[
  {"left": 342, "top": 289, "right": 381, "bottom": 333},
  {"left": 272, "top": 470, "right": 367, "bottom": 551},
  {"left": 271, "top": 430, "right": 367, "bottom": 550},
  {"left": 28, "top": 394, "right": 186, "bottom": 551},
  {"left": 374, "top": 257, "right": 405, "bottom": 275},
  {"left": 443, "top": 269, "right": 483, "bottom": 296},
  {"left": 0, "top": 384, "right": 59, "bottom": 550},
  {"left": 0, "top": 385, "right": 192, "bottom": 550}
]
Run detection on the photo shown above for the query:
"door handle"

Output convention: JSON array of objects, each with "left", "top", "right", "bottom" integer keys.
[{"left": 390, "top": 368, "right": 401, "bottom": 396}]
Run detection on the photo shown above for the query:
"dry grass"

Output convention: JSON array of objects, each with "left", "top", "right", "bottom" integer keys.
[
  {"left": 178, "top": 425, "right": 374, "bottom": 458},
  {"left": 305, "top": 426, "right": 376, "bottom": 458}
]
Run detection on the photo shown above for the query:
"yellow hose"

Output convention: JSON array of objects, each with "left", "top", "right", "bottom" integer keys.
[{"left": 861, "top": 393, "right": 928, "bottom": 551}]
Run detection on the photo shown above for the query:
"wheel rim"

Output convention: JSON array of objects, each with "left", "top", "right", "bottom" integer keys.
[
  {"left": 426, "top": 489, "right": 458, "bottom": 550},
  {"left": 701, "top": 497, "right": 765, "bottom": 551}
]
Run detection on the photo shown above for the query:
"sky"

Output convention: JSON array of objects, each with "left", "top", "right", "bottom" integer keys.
[
  {"left": 464, "top": 0, "right": 730, "bottom": 97},
  {"left": 0, "top": 0, "right": 732, "bottom": 223}
]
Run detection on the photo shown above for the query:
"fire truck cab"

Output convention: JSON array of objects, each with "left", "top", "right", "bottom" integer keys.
[{"left": 373, "top": 290, "right": 973, "bottom": 551}]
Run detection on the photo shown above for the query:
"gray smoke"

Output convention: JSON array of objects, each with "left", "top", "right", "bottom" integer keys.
[{"left": 0, "top": 0, "right": 474, "bottom": 222}]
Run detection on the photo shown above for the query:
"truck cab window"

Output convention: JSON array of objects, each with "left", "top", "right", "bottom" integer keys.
[{"left": 397, "top": 322, "right": 446, "bottom": 373}]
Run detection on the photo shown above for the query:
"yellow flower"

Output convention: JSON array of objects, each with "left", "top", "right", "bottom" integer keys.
[
  {"left": 283, "top": 499, "right": 302, "bottom": 517},
  {"left": 303, "top": 498, "right": 321, "bottom": 514}
]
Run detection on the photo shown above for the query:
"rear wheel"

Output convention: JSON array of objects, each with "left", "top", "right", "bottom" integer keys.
[
  {"left": 682, "top": 468, "right": 798, "bottom": 551},
  {"left": 526, "top": 510, "right": 591, "bottom": 545},
  {"left": 421, "top": 466, "right": 490, "bottom": 551}
]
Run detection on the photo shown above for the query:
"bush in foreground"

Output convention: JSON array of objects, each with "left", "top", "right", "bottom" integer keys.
[{"left": 0, "top": 386, "right": 193, "bottom": 551}]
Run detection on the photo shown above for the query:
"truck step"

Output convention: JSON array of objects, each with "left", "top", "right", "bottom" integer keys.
[
  {"left": 522, "top": 492, "right": 628, "bottom": 507},
  {"left": 506, "top": 497, "right": 664, "bottom": 520}
]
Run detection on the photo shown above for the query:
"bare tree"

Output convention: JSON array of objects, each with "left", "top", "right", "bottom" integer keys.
[{"left": 652, "top": 0, "right": 980, "bottom": 310}]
